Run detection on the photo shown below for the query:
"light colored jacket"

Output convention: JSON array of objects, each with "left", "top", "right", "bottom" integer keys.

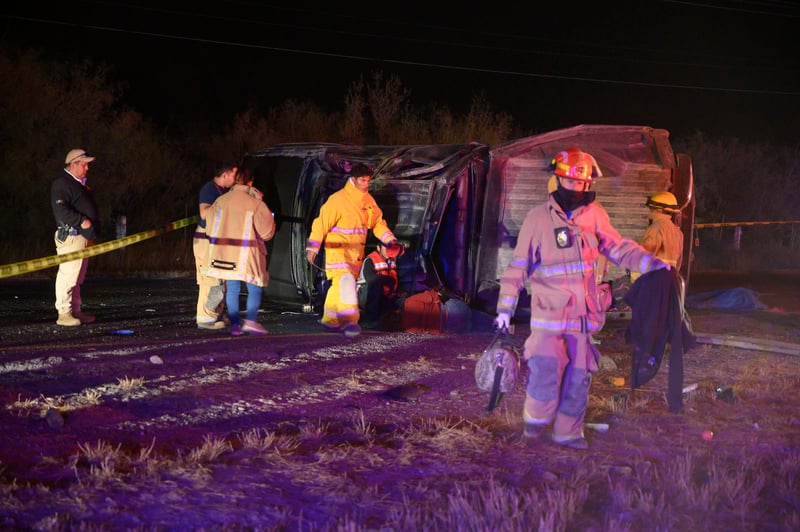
[
  {"left": 306, "top": 179, "right": 395, "bottom": 278},
  {"left": 640, "top": 211, "right": 684, "bottom": 269},
  {"left": 203, "top": 184, "right": 276, "bottom": 286},
  {"left": 497, "top": 196, "right": 664, "bottom": 334}
]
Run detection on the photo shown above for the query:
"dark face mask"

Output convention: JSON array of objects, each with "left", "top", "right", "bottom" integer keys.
[{"left": 553, "top": 182, "right": 596, "bottom": 212}]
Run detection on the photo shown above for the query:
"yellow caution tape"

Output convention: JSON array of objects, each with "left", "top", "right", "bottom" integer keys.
[
  {"left": 0, "top": 215, "right": 198, "bottom": 279},
  {"left": 694, "top": 220, "right": 800, "bottom": 228}
]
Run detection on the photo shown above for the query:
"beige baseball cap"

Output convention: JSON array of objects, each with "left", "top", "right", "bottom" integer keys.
[{"left": 65, "top": 149, "right": 96, "bottom": 165}]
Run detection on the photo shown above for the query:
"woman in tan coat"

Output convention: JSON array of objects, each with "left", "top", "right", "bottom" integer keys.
[{"left": 204, "top": 168, "right": 276, "bottom": 336}]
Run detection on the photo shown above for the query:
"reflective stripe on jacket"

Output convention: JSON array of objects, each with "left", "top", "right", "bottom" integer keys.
[
  {"left": 203, "top": 184, "right": 276, "bottom": 287},
  {"left": 497, "top": 196, "right": 663, "bottom": 334},
  {"left": 357, "top": 250, "right": 398, "bottom": 297},
  {"left": 307, "top": 179, "right": 395, "bottom": 278}
]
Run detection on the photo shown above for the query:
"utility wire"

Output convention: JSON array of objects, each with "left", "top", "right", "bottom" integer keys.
[
  {"left": 80, "top": 0, "right": 797, "bottom": 68},
  {"left": 2, "top": 13, "right": 798, "bottom": 96},
  {"left": 662, "top": 0, "right": 799, "bottom": 17}
]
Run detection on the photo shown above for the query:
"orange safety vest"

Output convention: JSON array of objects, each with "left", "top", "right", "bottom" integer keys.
[{"left": 362, "top": 250, "right": 398, "bottom": 297}]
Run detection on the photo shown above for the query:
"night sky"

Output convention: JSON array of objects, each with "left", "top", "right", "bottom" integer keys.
[{"left": 1, "top": 1, "right": 798, "bottom": 143}]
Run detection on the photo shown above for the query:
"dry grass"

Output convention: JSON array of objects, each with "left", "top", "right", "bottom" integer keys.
[
  {"left": 116, "top": 376, "right": 145, "bottom": 392},
  {"left": 6, "top": 394, "right": 43, "bottom": 417},
  {"left": 3, "top": 398, "right": 798, "bottom": 530},
  {"left": 186, "top": 435, "right": 232, "bottom": 464},
  {"left": 1, "top": 307, "right": 799, "bottom": 529},
  {"left": 78, "top": 389, "right": 103, "bottom": 406}
]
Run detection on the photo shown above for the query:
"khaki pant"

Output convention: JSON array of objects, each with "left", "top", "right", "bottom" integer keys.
[{"left": 54, "top": 232, "right": 89, "bottom": 314}]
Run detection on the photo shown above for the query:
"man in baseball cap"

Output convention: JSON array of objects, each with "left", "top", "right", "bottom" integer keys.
[
  {"left": 51, "top": 148, "right": 99, "bottom": 326},
  {"left": 64, "top": 149, "right": 96, "bottom": 165},
  {"left": 64, "top": 148, "right": 95, "bottom": 166}
]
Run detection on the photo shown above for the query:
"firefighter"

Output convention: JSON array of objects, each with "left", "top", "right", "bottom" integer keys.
[
  {"left": 550, "top": 174, "right": 611, "bottom": 310},
  {"left": 630, "top": 191, "right": 683, "bottom": 284},
  {"left": 494, "top": 147, "right": 671, "bottom": 449},
  {"left": 306, "top": 163, "right": 398, "bottom": 338},
  {"left": 641, "top": 191, "right": 684, "bottom": 269}
]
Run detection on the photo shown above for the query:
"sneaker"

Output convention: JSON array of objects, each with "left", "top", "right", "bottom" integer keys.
[
  {"left": 230, "top": 324, "right": 244, "bottom": 337},
  {"left": 342, "top": 323, "right": 361, "bottom": 338},
  {"left": 553, "top": 436, "right": 589, "bottom": 450},
  {"left": 242, "top": 320, "right": 268, "bottom": 335},
  {"left": 197, "top": 320, "right": 225, "bottom": 330},
  {"left": 56, "top": 312, "right": 81, "bottom": 327},
  {"left": 72, "top": 310, "right": 95, "bottom": 324},
  {"left": 523, "top": 422, "right": 545, "bottom": 439}
]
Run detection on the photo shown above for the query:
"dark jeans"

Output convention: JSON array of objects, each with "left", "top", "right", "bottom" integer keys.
[
  {"left": 358, "top": 277, "right": 399, "bottom": 327},
  {"left": 226, "top": 280, "right": 262, "bottom": 326}
]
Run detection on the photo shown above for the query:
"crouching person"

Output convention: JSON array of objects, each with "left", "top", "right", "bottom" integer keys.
[{"left": 357, "top": 241, "right": 405, "bottom": 329}]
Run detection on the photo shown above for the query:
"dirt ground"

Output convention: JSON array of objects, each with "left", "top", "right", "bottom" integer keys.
[{"left": 0, "top": 271, "right": 798, "bottom": 529}]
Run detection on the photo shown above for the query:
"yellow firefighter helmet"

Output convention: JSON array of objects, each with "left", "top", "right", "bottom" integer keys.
[{"left": 646, "top": 191, "right": 680, "bottom": 213}]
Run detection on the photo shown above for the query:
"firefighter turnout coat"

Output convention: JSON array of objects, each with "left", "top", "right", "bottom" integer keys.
[
  {"left": 497, "top": 195, "right": 666, "bottom": 336},
  {"left": 640, "top": 211, "right": 684, "bottom": 269},
  {"left": 203, "top": 184, "right": 276, "bottom": 287},
  {"left": 307, "top": 178, "right": 396, "bottom": 279}
]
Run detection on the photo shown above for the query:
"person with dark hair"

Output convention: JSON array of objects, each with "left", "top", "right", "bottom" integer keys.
[
  {"left": 51, "top": 149, "right": 99, "bottom": 326},
  {"left": 203, "top": 167, "right": 276, "bottom": 336},
  {"left": 357, "top": 241, "right": 405, "bottom": 329},
  {"left": 494, "top": 148, "right": 671, "bottom": 450},
  {"left": 193, "top": 162, "right": 237, "bottom": 329},
  {"left": 306, "top": 163, "right": 398, "bottom": 338}
]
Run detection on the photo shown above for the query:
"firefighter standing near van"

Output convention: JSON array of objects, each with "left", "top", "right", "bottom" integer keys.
[
  {"left": 306, "top": 163, "right": 399, "bottom": 338},
  {"left": 635, "top": 191, "right": 684, "bottom": 273},
  {"left": 494, "top": 148, "right": 671, "bottom": 449}
]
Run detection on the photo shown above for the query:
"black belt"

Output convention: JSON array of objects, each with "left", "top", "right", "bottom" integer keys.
[{"left": 57, "top": 226, "right": 79, "bottom": 240}]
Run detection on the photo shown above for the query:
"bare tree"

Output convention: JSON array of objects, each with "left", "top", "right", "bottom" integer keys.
[
  {"left": 267, "top": 99, "right": 337, "bottom": 142},
  {"left": 365, "top": 71, "right": 411, "bottom": 144},
  {"left": 339, "top": 78, "right": 366, "bottom": 144},
  {"left": 459, "top": 94, "right": 513, "bottom": 145},
  {"left": 0, "top": 44, "right": 191, "bottom": 267}
]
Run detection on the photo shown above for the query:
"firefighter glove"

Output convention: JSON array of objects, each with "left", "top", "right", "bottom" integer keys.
[
  {"left": 384, "top": 241, "right": 405, "bottom": 259},
  {"left": 494, "top": 312, "right": 511, "bottom": 332}
]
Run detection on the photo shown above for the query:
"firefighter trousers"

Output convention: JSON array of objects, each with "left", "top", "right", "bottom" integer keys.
[
  {"left": 321, "top": 271, "right": 360, "bottom": 329},
  {"left": 522, "top": 331, "right": 599, "bottom": 441}
]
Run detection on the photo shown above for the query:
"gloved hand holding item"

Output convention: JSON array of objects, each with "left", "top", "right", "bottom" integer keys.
[
  {"left": 384, "top": 241, "right": 405, "bottom": 259},
  {"left": 494, "top": 312, "right": 511, "bottom": 331}
]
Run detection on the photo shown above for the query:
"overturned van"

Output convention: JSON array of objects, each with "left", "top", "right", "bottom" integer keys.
[{"left": 242, "top": 124, "right": 694, "bottom": 314}]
